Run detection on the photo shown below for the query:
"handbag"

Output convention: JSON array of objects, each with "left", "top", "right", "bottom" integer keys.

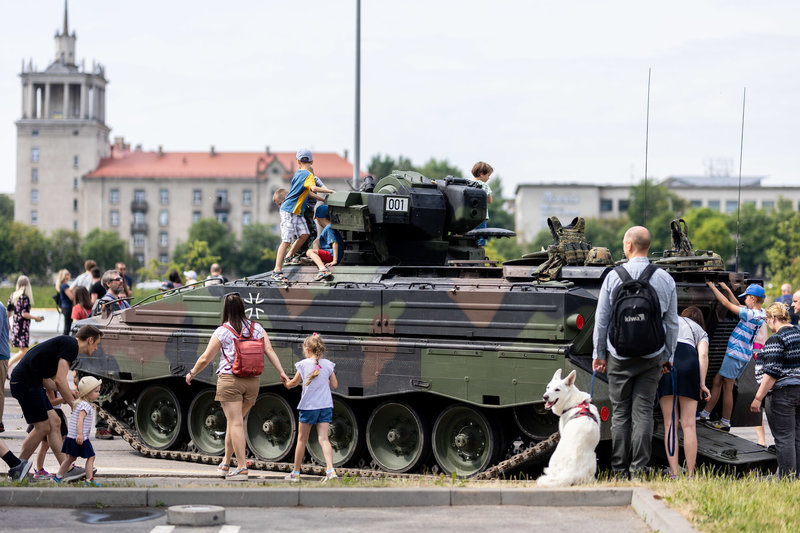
[{"left": 222, "top": 321, "right": 265, "bottom": 377}]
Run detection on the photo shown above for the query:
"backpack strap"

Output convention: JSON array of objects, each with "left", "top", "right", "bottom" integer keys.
[
  {"left": 613, "top": 265, "right": 632, "bottom": 283},
  {"left": 637, "top": 263, "right": 659, "bottom": 283}
]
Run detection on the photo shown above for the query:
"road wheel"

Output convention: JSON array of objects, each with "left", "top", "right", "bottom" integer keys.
[
  {"left": 245, "top": 392, "right": 296, "bottom": 462},
  {"left": 366, "top": 401, "right": 428, "bottom": 473},
  {"left": 135, "top": 384, "right": 185, "bottom": 450},
  {"left": 187, "top": 389, "right": 226, "bottom": 455},
  {"left": 432, "top": 404, "right": 495, "bottom": 477}
]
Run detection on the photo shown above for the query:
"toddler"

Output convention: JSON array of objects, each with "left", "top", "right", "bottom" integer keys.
[
  {"left": 54, "top": 376, "right": 102, "bottom": 486},
  {"left": 284, "top": 334, "right": 338, "bottom": 482}
]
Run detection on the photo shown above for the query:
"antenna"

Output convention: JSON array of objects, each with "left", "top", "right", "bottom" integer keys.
[
  {"left": 643, "top": 68, "right": 652, "bottom": 227},
  {"left": 735, "top": 88, "right": 746, "bottom": 273}
]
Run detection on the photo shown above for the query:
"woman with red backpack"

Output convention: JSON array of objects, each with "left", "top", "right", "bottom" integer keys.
[{"left": 185, "top": 293, "right": 289, "bottom": 480}]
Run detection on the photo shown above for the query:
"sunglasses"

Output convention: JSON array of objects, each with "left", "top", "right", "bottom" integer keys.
[{"left": 110, "top": 277, "right": 123, "bottom": 282}]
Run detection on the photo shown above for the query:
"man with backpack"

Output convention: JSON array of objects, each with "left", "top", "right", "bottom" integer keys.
[{"left": 592, "top": 226, "right": 679, "bottom": 478}]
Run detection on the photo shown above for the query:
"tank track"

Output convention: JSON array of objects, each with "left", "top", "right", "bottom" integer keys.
[{"left": 97, "top": 406, "right": 558, "bottom": 480}]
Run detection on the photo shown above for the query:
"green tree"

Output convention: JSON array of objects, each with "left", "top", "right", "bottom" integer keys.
[
  {"left": 726, "top": 203, "right": 777, "bottom": 274},
  {"left": 48, "top": 229, "right": 83, "bottom": 275},
  {"left": 81, "top": 228, "right": 129, "bottom": 271},
  {"left": 0, "top": 194, "right": 13, "bottom": 223},
  {"left": 585, "top": 217, "right": 628, "bottom": 262},
  {"left": 9, "top": 222, "right": 49, "bottom": 277},
  {"left": 682, "top": 207, "right": 735, "bottom": 262},
  {"left": 0, "top": 222, "right": 14, "bottom": 275},
  {"left": 188, "top": 218, "right": 237, "bottom": 261},
  {"left": 627, "top": 181, "right": 688, "bottom": 254},
  {"left": 183, "top": 240, "right": 220, "bottom": 274},
  {"left": 486, "top": 176, "right": 514, "bottom": 231},
  {"left": 236, "top": 224, "right": 281, "bottom": 276},
  {"left": 367, "top": 154, "right": 414, "bottom": 179},
  {"left": 766, "top": 211, "right": 800, "bottom": 289},
  {"left": 484, "top": 237, "right": 522, "bottom": 263}
]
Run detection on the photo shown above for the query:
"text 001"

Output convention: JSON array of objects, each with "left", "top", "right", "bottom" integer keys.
[{"left": 385, "top": 196, "right": 410, "bottom": 212}]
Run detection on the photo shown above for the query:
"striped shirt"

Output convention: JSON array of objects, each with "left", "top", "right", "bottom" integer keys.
[
  {"left": 726, "top": 307, "right": 765, "bottom": 362},
  {"left": 67, "top": 400, "right": 94, "bottom": 440},
  {"left": 760, "top": 325, "right": 800, "bottom": 389}
]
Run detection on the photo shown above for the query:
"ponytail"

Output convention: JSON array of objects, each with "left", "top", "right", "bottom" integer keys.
[{"left": 303, "top": 333, "right": 326, "bottom": 386}]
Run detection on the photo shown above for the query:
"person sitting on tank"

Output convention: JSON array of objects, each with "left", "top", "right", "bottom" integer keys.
[
  {"left": 91, "top": 270, "right": 131, "bottom": 315},
  {"left": 306, "top": 204, "right": 343, "bottom": 281},
  {"left": 272, "top": 150, "right": 335, "bottom": 282},
  {"left": 8, "top": 325, "right": 104, "bottom": 482}
]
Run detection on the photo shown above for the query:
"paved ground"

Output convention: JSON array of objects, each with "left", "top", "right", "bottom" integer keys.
[{"left": 0, "top": 505, "right": 650, "bottom": 533}]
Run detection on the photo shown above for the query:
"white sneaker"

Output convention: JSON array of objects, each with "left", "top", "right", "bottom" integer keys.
[
  {"left": 284, "top": 471, "right": 301, "bottom": 482},
  {"left": 321, "top": 469, "right": 338, "bottom": 483}
]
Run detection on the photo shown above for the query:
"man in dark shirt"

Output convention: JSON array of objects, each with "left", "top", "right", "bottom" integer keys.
[
  {"left": 9, "top": 325, "right": 103, "bottom": 480},
  {"left": 89, "top": 266, "right": 106, "bottom": 306}
]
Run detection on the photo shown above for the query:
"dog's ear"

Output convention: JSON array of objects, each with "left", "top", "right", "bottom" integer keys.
[
  {"left": 552, "top": 368, "right": 562, "bottom": 381},
  {"left": 564, "top": 370, "right": 577, "bottom": 386}
]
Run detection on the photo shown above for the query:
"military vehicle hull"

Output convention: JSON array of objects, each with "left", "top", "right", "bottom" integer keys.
[{"left": 75, "top": 259, "right": 774, "bottom": 476}]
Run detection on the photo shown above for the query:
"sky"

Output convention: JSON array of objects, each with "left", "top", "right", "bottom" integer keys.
[{"left": 2, "top": 0, "right": 799, "bottom": 195}]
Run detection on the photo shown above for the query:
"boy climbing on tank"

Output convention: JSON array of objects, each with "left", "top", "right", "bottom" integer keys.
[
  {"left": 306, "top": 204, "right": 343, "bottom": 281},
  {"left": 272, "top": 150, "right": 334, "bottom": 282}
]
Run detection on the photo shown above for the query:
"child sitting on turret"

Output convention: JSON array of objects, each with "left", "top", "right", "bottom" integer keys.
[
  {"left": 700, "top": 282, "right": 765, "bottom": 431},
  {"left": 306, "top": 205, "right": 343, "bottom": 281}
]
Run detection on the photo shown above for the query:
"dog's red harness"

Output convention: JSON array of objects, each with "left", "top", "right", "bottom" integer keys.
[{"left": 567, "top": 401, "right": 598, "bottom": 423}]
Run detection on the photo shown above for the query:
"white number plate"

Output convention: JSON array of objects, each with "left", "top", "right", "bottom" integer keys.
[{"left": 384, "top": 196, "right": 409, "bottom": 212}]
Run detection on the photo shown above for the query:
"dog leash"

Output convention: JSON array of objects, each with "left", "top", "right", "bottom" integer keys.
[
  {"left": 666, "top": 367, "right": 678, "bottom": 457},
  {"left": 590, "top": 369, "right": 596, "bottom": 400}
]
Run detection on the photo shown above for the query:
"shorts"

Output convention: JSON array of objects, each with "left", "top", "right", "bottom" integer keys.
[
  {"left": 280, "top": 211, "right": 309, "bottom": 243},
  {"left": 299, "top": 408, "right": 333, "bottom": 425},
  {"left": 215, "top": 373, "right": 259, "bottom": 404},
  {"left": 26, "top": 408, "right": 68, "bottom": 437},
  {"left": 719, "top": 354, "right": 749, "bottom": 380},
  {"left": 9, "top": 381, "right": 53, "bottom": 424},
  {"left": 316, "top": 249, "right": 333, "bottom": 263}
]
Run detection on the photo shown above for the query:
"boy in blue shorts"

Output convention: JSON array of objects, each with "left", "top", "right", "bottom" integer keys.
[
  {"left": 306, "top": 205, "right": 343, "bottom": 281},
  {"left": 272, "top": 150, "right": 334, "bottom": 281},
  {"left": 700, "top": 282, "right": 766, "bottom": 430}
]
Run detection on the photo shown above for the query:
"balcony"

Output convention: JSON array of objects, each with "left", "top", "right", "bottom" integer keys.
[
  {"left": 130, "top": 222, "right": 148, "bottom": 234},
  {"left": 213, "top": 198, "right": 231, "bottom": 213},
  {"left": 131, "top": 199, "right": 149, "bottom": 213}
]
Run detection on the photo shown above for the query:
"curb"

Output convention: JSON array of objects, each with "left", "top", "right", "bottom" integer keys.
[{"left": 0, "top": 486, "right": 697, "bottom": 531}]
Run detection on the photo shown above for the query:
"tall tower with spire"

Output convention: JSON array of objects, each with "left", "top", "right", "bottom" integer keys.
[{"left": 14, "top": 0, "right": 110, "bottom": 234}]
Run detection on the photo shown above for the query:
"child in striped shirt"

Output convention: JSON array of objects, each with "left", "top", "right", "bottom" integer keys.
[{"left": 54, "top": 376, "right": 102, "bottom": 486}]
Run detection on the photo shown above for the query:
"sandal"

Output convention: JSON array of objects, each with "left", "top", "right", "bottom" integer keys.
[
  {"left": 284, "top": 256, "right": 302, "bottom": 266},
  {"left": 313, "top": 270, "right": 332, "bottom": 281},
  {"left": 271, "top": 271, "right": 288, "bottom": 282}
]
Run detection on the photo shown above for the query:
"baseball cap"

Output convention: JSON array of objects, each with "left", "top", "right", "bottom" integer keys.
[
  {"left": 78, "top": 376, "right": 102, "bottom": 398},
  {"left": 314, "top": 204, "right": 329, "bottom": 219},
  {"left": 296, "top": 149, "right": 313, "bottom": 163},
  {"left": 183, "top": 270, "right": 197, "bottom": 281},
  {"left": 738, "top": 284, "right": 766, "bottom": 299}
]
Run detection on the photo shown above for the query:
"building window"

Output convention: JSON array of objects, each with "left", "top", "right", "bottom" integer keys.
[
  {"left": 73, "top": 178, "right": 78, "bottom": 190},
  {"left": 216, "top": 189, "right": 228, "bottom": 202},
  {"left": 110, "top": 188, "right": 119, "bottom": 204},
  {"left": 32, "top": 130, "right": 38, "bottom": 137},
  {"left": 618, "top": 199, "right": 630, "bottom": 212},
  {"left": 133, "top": 189, "right": 146, "bottom": 203},
  {"left": 708, "top": 200, "right": 721, "bottom": 211},
  {"left": 31, "top": 210, "right": 38, "bottom": 225},
  {"left": 159, "top": 232, "right": 169, "bottom": 248},
  {"left": 599, "top": 199, "right": 613, "bottom": 212},
  {"left": 31, "top": 189, "right": 38, "bottom": 204},
  {"left": 73, "top": 155, "right": 79, "bottom": 168},
  {"left": 242, "top": 211, "right": 252, "bottom": 226},
  {"left": 160, "top": 189, "right": 169, "bottom": 205},
  {"left": 725, "top": 200, "right": 738, "bottom": 213},
  {"left": 159, "top": 254, "right": 169, "bottom": 263},
  {"left": 133, "top": 211, "right": 146, "bottom": 224},
  {"left": 135, "top": 253, "right": 145, "bottom": 265},
  {"left": 133, "top": 232, "right": 146, "bottom": 248},
  {"left": 31, "top": 168, "right": 38, "bottom": 183},
  {"left": 159, "top": 210, "right": 169, "bottom": 226},
  {"left": 73, "top": 199, "right": 78, "bottom": 211},
  {"left": 762, "top": 200, "right": 775, "bottom": 210},
  {"left": 192, "top": 211, "right": 201, "bottom": 223},
  {"left": 690, "top": 199, "right": 702, "bottom": 208},
  {"left": 193, "top": 189, "right": 202, "bottom": 205},
  {"left": 31, "top": 147, "right": 39, "bottom": 162},
  {"left": 110, "top": 210, "right": 119, "bottom": 226},
  {"left": 73, "top": 221, "right": 78, "bottom": 231},
  {"left": 242, "top": 189, "right": 252, "bottom": 206},
  {"left": 217, "top": 212, "right": 228, "bottom": 224}
]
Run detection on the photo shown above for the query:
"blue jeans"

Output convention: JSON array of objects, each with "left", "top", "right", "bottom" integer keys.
[
  {"left": 475, "top": 220, "right": 487, "bottom": 247},
  {"left": 764, "top": 385, "right": 800, "bottom": 479}
]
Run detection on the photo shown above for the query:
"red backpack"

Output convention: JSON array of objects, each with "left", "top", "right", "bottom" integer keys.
[{"left": 222, "top": 321, "right": 265, "bottom": 377}]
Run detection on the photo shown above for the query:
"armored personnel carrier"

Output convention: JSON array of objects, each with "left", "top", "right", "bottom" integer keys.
[{"left": 76, "top": 172, "right": 774, "bottom": 476}]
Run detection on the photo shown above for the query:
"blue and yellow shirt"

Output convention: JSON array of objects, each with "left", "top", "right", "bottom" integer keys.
[{"left": 280, "top": 170, "right": 316, "bottom": 216}]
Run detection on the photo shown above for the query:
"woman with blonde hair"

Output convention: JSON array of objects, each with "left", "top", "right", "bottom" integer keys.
[
  {"left": 7, "top": 275, "right": 44, "bottom": 365},
  {"left": 55, "top": 269, "right": 75, "bottom": 335}
]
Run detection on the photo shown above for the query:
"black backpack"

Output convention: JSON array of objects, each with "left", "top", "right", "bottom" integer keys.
[{"left": 608, "top": 264, "right": 666, "bottom": 357}]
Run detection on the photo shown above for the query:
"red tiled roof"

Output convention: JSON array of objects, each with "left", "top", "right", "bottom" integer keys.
[{"left": 85, "top": 147, "right": 355, "bottom": 180}]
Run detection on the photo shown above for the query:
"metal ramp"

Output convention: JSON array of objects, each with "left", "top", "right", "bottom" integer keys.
[{"left": 654, "top": 422, "right": 776, "bottom": 469}]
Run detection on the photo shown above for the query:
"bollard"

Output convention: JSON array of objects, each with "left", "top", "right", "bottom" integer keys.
[{"left": 167, "top": 505, "right": 225, "bottom": 526}]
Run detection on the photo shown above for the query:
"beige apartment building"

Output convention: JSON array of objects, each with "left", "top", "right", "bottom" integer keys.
[
  {"left": 14, "top": 4, "right": 354, "bottom": 266},
  {"left": 515, "top": 177, "right": 800, "bottom": 244}
]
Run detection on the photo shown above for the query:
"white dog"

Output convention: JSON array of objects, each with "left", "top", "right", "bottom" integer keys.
[{"left": 536, "top": 368, "right": 600, "bottom": 487}]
